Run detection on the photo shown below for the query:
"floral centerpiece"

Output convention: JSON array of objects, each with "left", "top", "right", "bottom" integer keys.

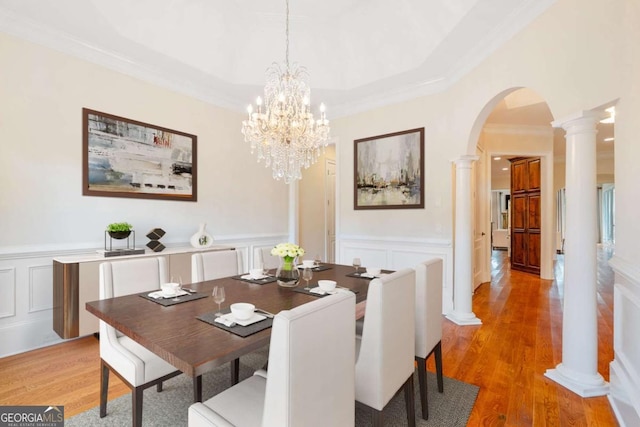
[{"left": 271, "top": 243, "right": 305, "bottom": 287}]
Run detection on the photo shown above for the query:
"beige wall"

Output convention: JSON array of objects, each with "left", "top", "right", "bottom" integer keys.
[
  {"left": 0, "top": 33, "right": 288, "bottom": 252},
  {"left": 332, "top": 0, "right": 632, "bottom": 255}
]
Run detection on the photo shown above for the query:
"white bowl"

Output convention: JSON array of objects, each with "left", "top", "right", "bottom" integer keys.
[
  {"left": 317, "top": 280, "right": 337, "bottom": 292},
  {"left": 161, "top": 282, "right": 180, "bottom": 295},
  {"left": 302, "top": 260, "right": 315, "bottom": 268},
  {"left": 249, "top": 268, "right": 263, "bottom": 279},
  {"left": 366, "top": 267, "right": 381, "bottom": 276},
  {"left": 230, "top": 303, "right": 255, "bottom": 320}
]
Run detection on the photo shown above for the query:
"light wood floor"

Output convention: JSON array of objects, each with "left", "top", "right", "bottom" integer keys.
[{"left": 0, "top": 250, "right": 617, "bottom": 425}]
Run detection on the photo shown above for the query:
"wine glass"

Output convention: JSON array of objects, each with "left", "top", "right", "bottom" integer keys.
[
  {"left": 212, "top": 286, "right": 225, "bottom": 316},
  {"left": 314, "top": 253, "right": 322, "bottom": 267},
  {"left": 302, "top": 267, "right": 313, "bottom": 291},
  {"left": 352, "top": 258, "right": 361, "bottom": 276},
  {"left": 171, "top": 276, "right": 183, "bottom": 301},
  {"left": 257, "top": 260, "right": 267, "bottom": 278}
]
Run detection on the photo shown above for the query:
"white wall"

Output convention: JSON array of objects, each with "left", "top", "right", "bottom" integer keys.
[
  {"left": 0, "top": 33, "right": 289, "bottom": 356},
  {"left": 331, "top": 0, "right": 639, "bottom": 422}
]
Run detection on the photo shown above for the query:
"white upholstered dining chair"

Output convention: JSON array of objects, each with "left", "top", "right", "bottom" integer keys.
[
  {"left": 356, "top": 268, "right": 416, "bottom": 427},
  {"left": 414, "top": 258, "right": 444, "bottom": 420},
  {"left": 188, "top": 291, "right": 356, "bottom": 427},
  {"left": 192, "top": 249, "right": 243, "bottom": 282},
  {"left": 99, "top": 257, "right": 182, "bottom": 427},
  {"left": 256, "top": 247, "right": 279, "bottom": 270}
]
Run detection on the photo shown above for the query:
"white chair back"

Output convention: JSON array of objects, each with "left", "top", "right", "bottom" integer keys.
[
  {"left": 192, "top": 250, "right": 242, "bottom": 282},
  {"left": 100, "top": 256, "right": 168, "bottom": 299},
  {"left": 99, "top": 257, "right": 173, "bottom": 386},
  {"left": 257, "top": 247, "right": 280, "bottom": 270},
  {"left": 263, "top": 291, "right": 355, "bottom": 426},
  {"left": 415, "top": 258, "right": 443, "bottom": 358},
  {"left": 355, "top": 268, "right": 416, "bottom": 410}
]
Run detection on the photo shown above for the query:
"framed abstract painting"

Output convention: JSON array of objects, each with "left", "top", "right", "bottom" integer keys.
[
  {"left": 82, "top": 108, "right": 197, "bottom": 201},
  {"left": 354, "top": 127, "right": 424, "bottom": 210}
]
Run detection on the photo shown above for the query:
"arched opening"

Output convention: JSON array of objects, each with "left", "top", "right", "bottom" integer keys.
[{"left": 470, "top": 87, "right": 556, "bottom": 282}]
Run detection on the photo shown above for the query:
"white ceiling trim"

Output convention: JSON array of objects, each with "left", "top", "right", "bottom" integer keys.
[
  {"left": 483, "top": 123, "right": 553, "bottom": 136},
  {"left": 0, "top": 0, "right": 557, "bottom": 118}
]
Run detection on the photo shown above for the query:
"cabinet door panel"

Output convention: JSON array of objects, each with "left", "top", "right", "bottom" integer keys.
[
  {"left": 510, "top": 157, "right": 541, "bottom": 275},
  {"left": 513, "top": 195, "right": 527, "bottom": 230},
  {"left": 528, "top": 195, "right": 541, "bottom": 230}
]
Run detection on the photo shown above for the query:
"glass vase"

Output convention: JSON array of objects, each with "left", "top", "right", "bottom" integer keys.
[{"left": 275, "top": 257, "right": 300, "bottom": 287}]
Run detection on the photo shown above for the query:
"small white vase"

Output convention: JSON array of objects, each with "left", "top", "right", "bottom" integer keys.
[{"left": 190, "top": 223, "right": 213, "bottom": 248}]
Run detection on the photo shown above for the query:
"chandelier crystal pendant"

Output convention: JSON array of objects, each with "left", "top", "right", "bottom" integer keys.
[{"left": 241, "top": 0, "right": 330, "bottom": 184}]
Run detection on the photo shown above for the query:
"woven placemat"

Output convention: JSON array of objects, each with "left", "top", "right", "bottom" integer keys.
[
  {"left": 345, "top": 269, "right": 395, "bottom": 279},
  {"left": 291, "top": 286, "right": 359, "bottom": 298},
  {"left": 197, "top": 309, "right": 273, "bottom": 337},
  {"left": 140, "top": 292, "right": 208, "bottom": 306},
  {"left": 296, "top": 264, "right": 332, "bottom": 272},
  {"left": 231, "top": 275, "right": 278, "bottom": 285}
]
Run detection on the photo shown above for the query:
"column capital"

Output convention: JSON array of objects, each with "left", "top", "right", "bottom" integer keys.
[
  {"left": 452, "top": 155, "right": 479, "bottom": 168},
  {"left": 551, "top": 110, "right": 603, "bottom": 132}
]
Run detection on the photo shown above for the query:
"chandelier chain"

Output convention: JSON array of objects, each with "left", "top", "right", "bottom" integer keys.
[
  {"left": 241, "top": 0, "right": 330, "bottom": 184},
  {"left": 285, "top": 0, "right": 289, "bottom": 69}
]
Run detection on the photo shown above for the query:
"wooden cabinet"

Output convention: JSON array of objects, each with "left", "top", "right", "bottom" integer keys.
[{"left": 510, "top": 158, "right": 541, "bottom": 275}]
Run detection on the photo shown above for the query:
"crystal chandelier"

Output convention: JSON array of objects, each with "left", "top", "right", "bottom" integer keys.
[{"left": 241, "top": 0, "right": 330, "bottom": 184}]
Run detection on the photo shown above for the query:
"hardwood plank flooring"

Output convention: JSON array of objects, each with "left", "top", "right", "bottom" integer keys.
[{"left": 0, "top": 249, "right": 617, "bottom": 425}]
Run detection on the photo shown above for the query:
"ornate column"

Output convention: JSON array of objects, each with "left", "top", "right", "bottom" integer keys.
[
  {"left": 544, "top": 111, "right": 608, "bottom": 397},
  {"left": 446, "top": 155, "right": 482, "bottom": 325}
]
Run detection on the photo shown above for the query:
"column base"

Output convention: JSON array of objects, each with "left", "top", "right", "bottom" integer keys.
[
  {"left": 445, "top": 311, "right": 482, "bottom": 326},
  {"left": 545, "top": 364, "right": 609, "bottom": 397}
]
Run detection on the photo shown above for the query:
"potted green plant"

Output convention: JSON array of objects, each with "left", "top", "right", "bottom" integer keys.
[{"left": 107, "top": 222, "right": 133, "bottom": 240}]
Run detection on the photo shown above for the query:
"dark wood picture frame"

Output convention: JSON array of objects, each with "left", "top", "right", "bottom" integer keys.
[
  {"left": 354, "top": 127, "right": 424, "bottom": 210},
  {"left": 82, "top": 108, "right": 197, "bottom": 202}
]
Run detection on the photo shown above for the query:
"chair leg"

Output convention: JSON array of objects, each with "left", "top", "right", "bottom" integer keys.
[
  {"left": 193, "top": 375, "right": 202, "bottom": 402},
  {"left": 156, "top": 381, "right": 163, "bottom": 392},
  {"left": 416, "top": 356, "right": 429, "bottom": 420},
  {"left": 99, "top": 360, "right": 109, "bottom": 418},
  {"left": 404, "top": 375, "right": 416, "bottom": 427},
  {"left": 231, "top": 358, "right": 240, "bottom": 385},
  {"left": 372, "top": 408, "right": 383, "bottom": 427},
  {"left": 434, "top": 341, "right": 444, "bottom": 393},
  {"left": 132, "top": 386, "right": 143, "bottom": 427}
]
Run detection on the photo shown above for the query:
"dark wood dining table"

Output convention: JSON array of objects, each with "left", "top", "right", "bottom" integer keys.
[{"left": 85, "top": 263, "right": 372, "bottom": 402}]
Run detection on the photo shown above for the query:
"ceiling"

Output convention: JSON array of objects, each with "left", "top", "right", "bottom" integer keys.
[
  {"left": 1, "top": 1, "right": 612, "bottom": 184},
  {"left": 0, "top": 0, "right": 556, "bottom": 117}
]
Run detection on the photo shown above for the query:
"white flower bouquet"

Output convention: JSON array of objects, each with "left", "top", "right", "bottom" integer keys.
[{"left": 271, "top": 242, "right": 305, "bottom": 263}]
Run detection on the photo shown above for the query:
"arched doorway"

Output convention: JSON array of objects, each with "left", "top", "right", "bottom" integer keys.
[{"left": 469, "top": 87, "right": 556, "bottom": 282}]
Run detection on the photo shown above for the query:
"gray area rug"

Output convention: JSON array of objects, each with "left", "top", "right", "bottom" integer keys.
[{"left": 67, "top": 348, "right": 478, "bottom": 426}]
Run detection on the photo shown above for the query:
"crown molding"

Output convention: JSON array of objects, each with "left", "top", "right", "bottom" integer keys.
[
  {"left": 0, "top": 0, "right": 557, "bottom": 118},
  {"left": 0, "top": 9, "right": 242, "bottom": 111},
  {"left": 483, "top": 123, "right": 553, "bottom": 136}
]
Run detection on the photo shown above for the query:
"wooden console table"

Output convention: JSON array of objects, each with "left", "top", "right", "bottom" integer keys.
[{"left": 52, "top": 245, "right": 233, "bottom": 339}]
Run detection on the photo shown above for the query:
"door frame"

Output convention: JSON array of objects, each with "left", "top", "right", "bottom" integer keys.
[
  {"left": 483, "top": 149, "right": 555, "bottom": 280},
  {"left": 324, "top": 158, "right": 336, "bottom": 263}
]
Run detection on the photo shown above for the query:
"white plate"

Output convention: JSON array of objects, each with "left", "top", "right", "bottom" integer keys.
[
  {"left": 220, "top": 312, "right": 266, "bottom": 327},
  {"left": 149, "top": 290, "right": 189, "bottom": 299}
]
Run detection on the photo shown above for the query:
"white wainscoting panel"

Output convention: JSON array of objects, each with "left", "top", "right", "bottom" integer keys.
[
  {"left": 29, "top": 264, "right": 53, "bottom": 313},
  {"left": 0, "top": 267, "right": 16, "bottom": 319},
  {"left": 0, "top": 233, "right": 287, "bottom": 358},
  {"left": 608, "top": 255, "right": 640, "bottom": 427},
  {"left": 338, "top": 235, "right": 453, "bottom": 313}
]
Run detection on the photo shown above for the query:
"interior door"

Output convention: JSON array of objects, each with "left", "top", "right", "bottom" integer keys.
[
  {"left": 510, "top": 157, "right": 541, "bottom": 275},
  {"left": 325, "top": 160, "right": 336, "bottom": 263},
  {"left": 473, "top": 148, "right": 487, "bottom": 289}
]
